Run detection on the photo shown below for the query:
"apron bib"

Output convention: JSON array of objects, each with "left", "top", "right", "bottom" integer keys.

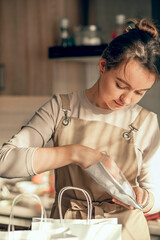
[{"left": 51, "top": 94, "right": 151, "bottom": 240}]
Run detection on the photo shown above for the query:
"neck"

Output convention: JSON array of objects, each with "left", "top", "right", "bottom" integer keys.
[{"left": 85, "top": 80, "right": 100, "bottom": 107}]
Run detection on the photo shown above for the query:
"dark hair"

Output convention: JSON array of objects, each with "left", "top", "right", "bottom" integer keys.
[{"left": 102, "top": 18, "right": 160, "bottom": 80}]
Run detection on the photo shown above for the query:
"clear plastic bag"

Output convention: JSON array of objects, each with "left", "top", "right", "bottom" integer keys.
[{"left": 85, "top": 154, "right": 142, "bottom": 210}]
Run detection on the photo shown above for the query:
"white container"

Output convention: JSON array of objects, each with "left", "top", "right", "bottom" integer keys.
[{"left": 82, "top": 25, "right": 102, "bottom": 46}]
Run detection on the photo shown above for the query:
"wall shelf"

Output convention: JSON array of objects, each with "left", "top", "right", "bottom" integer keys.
[
  {"left": 48, "top": 44, "right": 107, "bottom": 60},
  {"left": 51, "top": 56, "right": 100, "bottom": 63},
  {"left": 48, "top": 44, "right": 107, "bottom": 91}
]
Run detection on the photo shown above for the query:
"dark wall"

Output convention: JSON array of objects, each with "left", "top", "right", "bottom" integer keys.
[
  {"left": 152, "top": 0, "right": 160, "bottom": 27},
  {"left": 90, "top": 0, "right": 152, "bottom": 42}
]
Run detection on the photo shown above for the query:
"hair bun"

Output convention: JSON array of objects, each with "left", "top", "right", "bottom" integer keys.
[{"left": 131, "top": 18, "right": 159, "bottom": 39}]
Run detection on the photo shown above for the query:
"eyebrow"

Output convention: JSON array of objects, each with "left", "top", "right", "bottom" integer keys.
[{"left": 116, "top": 77, "right": 152, "bottom": 91}]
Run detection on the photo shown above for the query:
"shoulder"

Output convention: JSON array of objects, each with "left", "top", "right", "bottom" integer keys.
[
  {"left": 139, "top": 104, "right": 158, "bottom": 123},
  {"left": 130, "top": 104, "right": 158, "bottom": 122},
  {"left": 50, "top": 91, "right": 80, "bottom": 105},
  {"left": 110, "top": 104, "right": 159, "bottom": 130},
  {"left": 134, "top": 104, "right": 159, "bottom": 145}
]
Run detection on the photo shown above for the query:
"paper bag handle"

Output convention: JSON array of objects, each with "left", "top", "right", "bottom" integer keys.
[
  {"left": 58, "top": 186, "right": 92, "bottom": 223},
  {"left": 8, "top": 193, "right": 46, "bottom": 232}
]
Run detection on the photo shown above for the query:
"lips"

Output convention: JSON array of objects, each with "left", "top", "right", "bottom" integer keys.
[{"left": 114, "top": 100, "right": 124, "bottom": 107}]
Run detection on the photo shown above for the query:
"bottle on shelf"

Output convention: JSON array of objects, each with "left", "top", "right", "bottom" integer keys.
[
  {"left": 59, "top": 18, "right": 74, "bottom": 47},
  {"left": 111, "top": 14, "right": 126, "bottom": 40}
]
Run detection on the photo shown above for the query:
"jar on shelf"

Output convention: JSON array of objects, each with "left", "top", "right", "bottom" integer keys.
[{"left": 81, "top": 25, "right": 102, "bottom": 46}]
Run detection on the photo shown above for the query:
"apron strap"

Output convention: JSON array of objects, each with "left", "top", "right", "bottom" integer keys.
[
  {"left": 60, "top": 94, "right": 71, "bottom": 111},
  {"left": 123, "top": 108, "right": 150, "bottom": 141},
  {"left": 131, "top": 108, "right": 150, "bottom": 130},
  {"left": 60, "top": 94, "right": 71, "bottom": 126}
]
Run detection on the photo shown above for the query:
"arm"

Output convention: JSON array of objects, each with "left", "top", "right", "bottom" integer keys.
[
  {"left": 0, "top": 95, "right": 55, "bottom": 178},
  {"left": 138, "top": 114, "right": 160, "bottom": 214},
  {"left": 113, "top": 113, "right": 160, "bottom": 214},
  {"left": 0, "top": 96, "right": 59, "bottom": 178},
  {"left": 0, "top": 95, "right": 104, "bottom": 178},
  {"left": 33, "top": 144, "right": 104, "bottom": 174}
]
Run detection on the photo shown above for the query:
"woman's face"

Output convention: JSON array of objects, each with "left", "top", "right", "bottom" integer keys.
[{"left": 97, "top": 59, "right": 156, "bottom": 110}]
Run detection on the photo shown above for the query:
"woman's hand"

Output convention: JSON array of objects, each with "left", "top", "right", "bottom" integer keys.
[
  {"left": 70, "top": 144, "right": 105, "bottom": 169},
  {"left": 132, "top": 186, "right": 148, "bottom": 207},
  {"left": 112, "top": 186, "right": 154, "bottom": 213}
]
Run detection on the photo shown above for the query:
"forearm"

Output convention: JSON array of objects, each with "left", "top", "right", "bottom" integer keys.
[
  {"left": 0, "top": 141, "right": 104, "bottom": 177},
  {"left": 33, "top": 144, "right": 104, "bottom": 174},
  {"left": 0, "top": 145, "right": 36, "bottom": 178},
  {"left": 33, "top": 146, "right": 74, "bottom": 174}
]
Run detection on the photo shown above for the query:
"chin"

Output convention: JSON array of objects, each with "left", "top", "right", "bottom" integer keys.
[
  {"left": 102, "top": 101, "right": 123, "bottom": 110},
  {"left": 108, "top": 104, "right": 124, "bottom": 110}
]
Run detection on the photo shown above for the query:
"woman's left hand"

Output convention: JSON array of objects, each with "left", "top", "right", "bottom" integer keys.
[{"left": 112, "top": 186, "right": 149, "bottom": 210}]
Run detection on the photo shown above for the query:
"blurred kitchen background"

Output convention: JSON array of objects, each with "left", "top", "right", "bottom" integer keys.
[{"left": 0, "top": 0, "right": 160, "bottom": 237}]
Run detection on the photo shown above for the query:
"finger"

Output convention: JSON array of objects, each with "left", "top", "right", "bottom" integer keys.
[
  {"left": 133, "top": 187, "right": 143, "bottom": 205},
  {"left": 141, "top": 189, "right": 149, "bottom": 207},
  {"left": 112, "top": 198, "right": 134, "bottom": 210}
]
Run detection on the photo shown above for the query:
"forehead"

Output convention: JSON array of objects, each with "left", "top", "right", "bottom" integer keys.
[
  {"left": 113, "top": 60, "right": 156, "bottom": 87},
  {"left": 115, "top": 60, "right": 145, "bottom": 74}
]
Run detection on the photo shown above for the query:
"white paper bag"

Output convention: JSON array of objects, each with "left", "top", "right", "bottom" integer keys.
[
  {"left": 0, "top": 193, "right": 77, "bottom": 240},
  {"left": 32, "top": 186, "right": 122, "bottom": 240},
  {"left": 0, "top": 193, "right": 46, "bottom": 240},
  {"left": 0, "top": 231, "right": 43, "bottom": 240},
  {"left": 0, "top": 231, "right": 78, "bottom": 240}
]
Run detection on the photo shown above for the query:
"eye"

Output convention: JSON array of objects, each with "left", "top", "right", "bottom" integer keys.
[
  {"left": 135, "top": 91, "right": 145, "bottom": 96},
  {"left": 116, "top": 82, "right": 126, "bottom": 89}
]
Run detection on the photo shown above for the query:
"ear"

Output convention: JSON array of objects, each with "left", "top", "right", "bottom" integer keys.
[{"left": 98, "top": 58, "right": 107, "bottom": 74}]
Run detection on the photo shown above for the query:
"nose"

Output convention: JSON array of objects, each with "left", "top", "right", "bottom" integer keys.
[{"left": 120, "top": 92, "right": 133, "bottom": 105}]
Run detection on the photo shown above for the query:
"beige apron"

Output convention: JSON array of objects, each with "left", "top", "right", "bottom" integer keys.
[{"left": 50, "top": 94, "right": 151, "bottom": 240}]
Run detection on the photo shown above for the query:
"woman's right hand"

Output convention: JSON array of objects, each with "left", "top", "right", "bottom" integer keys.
[{"left": 68, "top": 144, "right": 105, "bottom": 169}]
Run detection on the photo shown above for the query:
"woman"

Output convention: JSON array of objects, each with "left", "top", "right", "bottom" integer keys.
[{"left": 1, "top": 18, "right": 160, "bottom": 239}]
